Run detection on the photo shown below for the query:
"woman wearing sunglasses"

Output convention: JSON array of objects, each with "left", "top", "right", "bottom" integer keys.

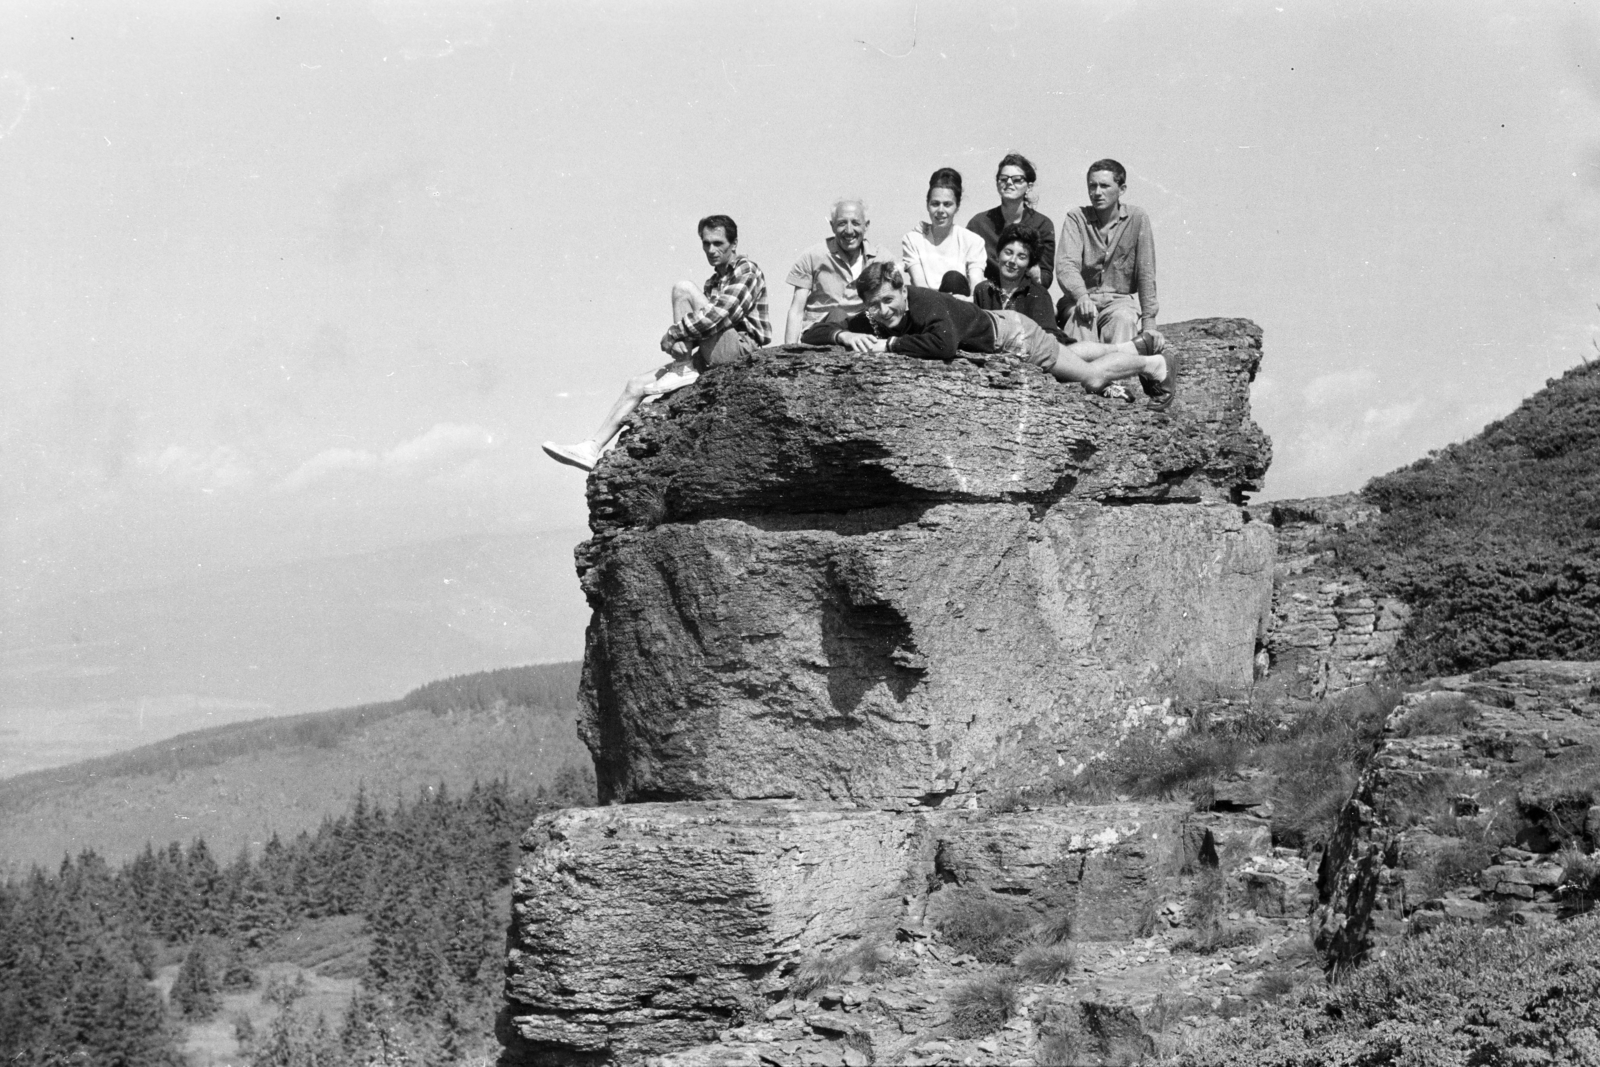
[{"left": 967, "top": 153, "right": 1056, "bottom": 290}]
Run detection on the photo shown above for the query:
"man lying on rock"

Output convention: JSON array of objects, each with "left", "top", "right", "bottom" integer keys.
[
  {"left": 800, "top": 260, "right": 1175, "bottom": 404},
  {"left": 543, "top": 213, "right": 771, "bottom": 471}
]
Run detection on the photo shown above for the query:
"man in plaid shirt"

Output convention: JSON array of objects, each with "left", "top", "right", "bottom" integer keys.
[{"left": 544, "top": 214, "right": 770, "bottom": 471}]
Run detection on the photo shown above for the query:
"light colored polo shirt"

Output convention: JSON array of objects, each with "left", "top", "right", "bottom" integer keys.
[{"left": 786, "top": 238, "right": 892, "bottom": 324}]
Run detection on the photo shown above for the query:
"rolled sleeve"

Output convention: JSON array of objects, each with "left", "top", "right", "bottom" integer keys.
[{"left": 667, "top": 265, "right": 754, "bottom": 344}]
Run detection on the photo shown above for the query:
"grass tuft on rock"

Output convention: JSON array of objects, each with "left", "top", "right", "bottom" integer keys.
[
  {"left": 931, "top": 888, "right": 1032, "bottom": 964},
  {"left": 1013, "top": 943, "right": 1076, "bottom": 983},
  {"left": 945, "top": 976, "right": 1018, "bottom": 1038}
]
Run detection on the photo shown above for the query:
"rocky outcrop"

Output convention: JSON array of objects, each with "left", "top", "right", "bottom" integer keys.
[
  {"left": 1313, "top": 660, "right": 1600, "bottom": 967},
  {"left": 577, "top": 320, "right": 1274, "bottom": 807},
  {"left": 1253, "top": 494, "right": 1410, "bottom": 700}
]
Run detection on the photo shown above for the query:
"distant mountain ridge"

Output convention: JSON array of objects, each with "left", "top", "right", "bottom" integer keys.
[
  {"left": 0, "top": 662, "right": 589, "bottom": 873},
  {"left": 0, "top": 527, "right": 590, "bottom": 778}
]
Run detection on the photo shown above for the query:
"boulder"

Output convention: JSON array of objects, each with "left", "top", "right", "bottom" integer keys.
[
  {"left": 586, "top": 319, "right": 1270, "bottom": 534},
  {"left": 577, "top": 321, "right": 1275, "bottom": 806}
]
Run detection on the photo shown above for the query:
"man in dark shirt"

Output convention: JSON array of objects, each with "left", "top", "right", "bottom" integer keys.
[{"left": 802, "top": 261, "right": 1175, "bottom": 404}]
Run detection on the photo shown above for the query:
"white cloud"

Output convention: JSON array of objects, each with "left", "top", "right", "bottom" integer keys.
[
  {"left": 1301, "top": 368, "right": 1379, "bottom": 408},
  {"left": 133, "top": 446, "right": 253, "bottom": 492},
  {"left": 277, "top": 423, "right": 495, "bottom": 492},
  {"left": 277, "top": 447, "right": 379, "bottom": 492}
]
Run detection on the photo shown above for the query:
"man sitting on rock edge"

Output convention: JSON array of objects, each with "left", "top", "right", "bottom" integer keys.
[
  {"left": 543, "top": 214, "right": 771, "bottom": 471},
  {"left": 800, "top": 261, "right": 1176, "bottom": 403}
]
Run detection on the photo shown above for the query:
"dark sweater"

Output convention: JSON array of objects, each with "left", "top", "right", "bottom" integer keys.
[
  {"left": 799, "top": 286, "right": 997, "bottom": 360},
  {"left": 967, "top": 205, "right": 1057, "bottom": 290},
  {"left": 973, "top": 280, "right": 1056, "bottom": 334}
]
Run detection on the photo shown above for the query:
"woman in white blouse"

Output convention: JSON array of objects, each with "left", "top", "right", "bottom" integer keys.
[{"left": 901, "top": 167, "right": 987, "bottom": 298}]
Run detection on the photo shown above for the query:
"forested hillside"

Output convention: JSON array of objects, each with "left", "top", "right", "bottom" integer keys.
[
  {"left": 0, "top": 662, "right": 588, "bottom": 872},
  {"left": 1335, "top": 360, "right": 1600, "bottom": 677},
  {"left": 0, "top": 770, "right": 595, "bottom": 1065}
]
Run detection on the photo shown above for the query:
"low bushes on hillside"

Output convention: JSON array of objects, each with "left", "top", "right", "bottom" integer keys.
[
  {"left": 1173, "top": 913, "right": 1600, "bottom": 1066},
  {"left": 1337, "top": 360, "right": 1600, "bottom": 678}
]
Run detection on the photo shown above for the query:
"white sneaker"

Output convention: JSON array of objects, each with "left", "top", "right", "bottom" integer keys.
[
  {"left": 641, "top": 365, "right": 701, "bottom": 396},
  {"left": 542, "top": 440, "right": 601, "bottom": 471}
]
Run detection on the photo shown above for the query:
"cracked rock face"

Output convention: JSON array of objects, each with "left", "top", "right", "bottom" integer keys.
[
  {"left": 1314, "top": 660, "right": 1600, "bottom": 968},
  {"left": 575, "top": 319, "right": 1275, "bottom": 807}
]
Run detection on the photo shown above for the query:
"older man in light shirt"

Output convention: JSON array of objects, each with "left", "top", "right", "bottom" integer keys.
[{"left": 782, "top": 198, "right": 894, "bottom": 342}]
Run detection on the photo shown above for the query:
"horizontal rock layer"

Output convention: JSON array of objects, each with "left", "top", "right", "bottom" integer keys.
[
  {"left": 501, "top": 802, "right": 928, "bottom": 1065},
  {"left": 501, "top": 800, "right": 1210, "bottom": 1065},
  {"left": 586, "top": 318, "right": 1270, "bottom": 534},
  {"left": 580, "top": 501, "right": 1273, "bottom": 806}
]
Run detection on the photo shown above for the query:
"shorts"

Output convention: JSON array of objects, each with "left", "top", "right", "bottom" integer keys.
[
  {"left": 691, "top": 327, "right": 758, "bottom": 371},
  {"left": 986, "top": 310, "right": 1059, "bottom": 373}
]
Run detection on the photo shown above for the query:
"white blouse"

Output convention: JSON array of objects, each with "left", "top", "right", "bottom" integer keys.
[{"left": 901, "top": 223, "right": 987, "bottom": 290}]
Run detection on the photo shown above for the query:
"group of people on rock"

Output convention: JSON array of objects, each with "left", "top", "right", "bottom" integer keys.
[{"left": 543, "top": 155, "right": 1171, "bottom": 472}]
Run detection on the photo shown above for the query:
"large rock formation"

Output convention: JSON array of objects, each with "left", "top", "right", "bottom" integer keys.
[
  {"left": 577, "top": 320, "right": 1274, "bottom": 807},
  {"left": 503, "top": 320, "right": 1279, "bottom": 1064}
]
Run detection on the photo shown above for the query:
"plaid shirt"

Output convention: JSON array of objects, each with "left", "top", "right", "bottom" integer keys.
[{"left": 662, "top": 253, "right": 772, "bottom": 351}]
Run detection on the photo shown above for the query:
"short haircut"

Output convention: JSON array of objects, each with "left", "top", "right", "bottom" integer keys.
[
  {"left": 995, "top": 223, "right": 1039, "bottom": 266},
  {"left": 926, "top": 167, "right": 964, "bottom": 207},
  {"left": 1086, "top": 159, "right": 1126, "bottom": 188},
  {"left": 996, "top": 153, "right": 1036, "bottom": 184},
  {"left": 855, "top": 260, "right": 905, "bottom": 299},
  {"left": 831, "top": 197, "right": 868, "bottom": 221},
  {"left": 698, "top": 214, "right": 738, "bottom": 244}
]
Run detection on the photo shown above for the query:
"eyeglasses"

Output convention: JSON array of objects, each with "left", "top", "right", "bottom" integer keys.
[{"left": 996, "top": 174, "right": 1029, "bottom": 187}]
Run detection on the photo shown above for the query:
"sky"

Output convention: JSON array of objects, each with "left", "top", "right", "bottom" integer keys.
[{"left": 3, "top": 0, "right": 1600, "bottom": 720}]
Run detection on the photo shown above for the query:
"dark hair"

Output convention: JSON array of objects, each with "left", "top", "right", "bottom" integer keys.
[
  {"left": 856, "top": 260, "right": 906, "bottom": 299},
  {"left": 926, "top": 167, "right": 964, "bottom": 207},
  {"left": 697, "top": 214, "right": 738, "bottom": 244},
  {"left": 1086, "top": 159, "right": 1126, "bottom": 188},
  {"left": 996, "top": 153, "right": 1036, "bottom": 184},
  {"left": 994, "top": 223, "right": 1039, "bottom": 267}
]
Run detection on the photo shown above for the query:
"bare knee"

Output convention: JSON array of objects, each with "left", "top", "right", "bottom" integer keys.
[
  {"left": 671, "top": 280, "right": 699, "bottom": 301},
  {"left": 622, "top": 372, "right": 656, "bottom": 399}
]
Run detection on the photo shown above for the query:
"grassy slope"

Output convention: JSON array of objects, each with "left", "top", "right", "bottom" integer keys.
[
  {"left": 0, "top": 663, "right": 589, "bottom": 874},
  {"left": 1336, "top": 359, "right": 1600, "bottom": 677}
]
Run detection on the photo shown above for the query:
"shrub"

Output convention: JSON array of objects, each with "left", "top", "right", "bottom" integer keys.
[
  {"left": 945, "top": 976, "right": 1017, "bottom": 1038},
  {"left": 1013, "top": 943, "right": 1076, "bottom": 983},
  {"left": 1392, "top": 692, "right": 1477, "bottom": 737},
  {"left": 931, "top": 888, "right": 1032, "bottom": 963},
  {"left": 791, "top": 939, "right": 890, "bottom": 996}
]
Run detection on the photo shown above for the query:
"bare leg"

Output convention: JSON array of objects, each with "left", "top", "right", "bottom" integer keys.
[
  {"left": 581, "top": 282, "right": 708, "bottom": 445},
  {"left": 672, "top": 280, "right": 708, "bottom": 322},
  {"left": 1047, "top": 340, "right": 1160, "bottom": 391}
]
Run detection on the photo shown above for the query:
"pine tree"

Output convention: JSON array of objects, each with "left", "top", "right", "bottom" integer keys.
[{"left": 171, "top": 938, "right": 221, "bottom": 1019}]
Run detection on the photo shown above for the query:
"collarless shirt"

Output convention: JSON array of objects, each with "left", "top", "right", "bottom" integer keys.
[
  {"left": 1055, "top": 202, "right": 1158, "bottom": 323},
  {"left": 785, "top": 237, "right": 892, "bottom": 324},
  {"left": 966, "top": 205, "right": 1057, "bottom": 290},
  {"left": 664, "top": 252, "right": 772, "bottom": 349}
]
